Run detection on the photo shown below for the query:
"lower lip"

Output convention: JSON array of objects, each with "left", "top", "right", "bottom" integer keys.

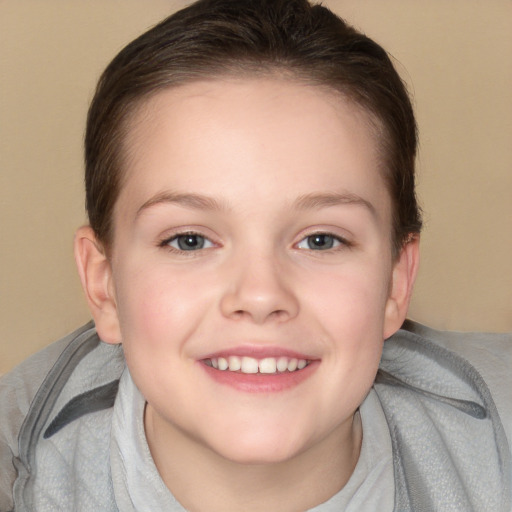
[{"left": 199, "top": 361, "right": 319, "bottom": 393}]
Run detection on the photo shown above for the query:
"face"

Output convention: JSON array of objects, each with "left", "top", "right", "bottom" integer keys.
[{"left": 106, "top": 78, "right": 405, "bottom": 465}]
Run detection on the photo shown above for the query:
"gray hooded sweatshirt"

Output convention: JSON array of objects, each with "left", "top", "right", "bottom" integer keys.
[{"left": 1, "top": 321, "right": 511, "bottom": 511}]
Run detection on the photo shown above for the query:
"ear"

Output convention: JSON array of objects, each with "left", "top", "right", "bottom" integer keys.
[
  {"left": 383, "top": 235, "right": 420, "bottom": 339},
  {"left": 74, "top": 225, "right": 122, "bottom": 344}
]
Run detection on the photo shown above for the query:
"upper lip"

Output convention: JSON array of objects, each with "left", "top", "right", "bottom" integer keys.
[{"left": 200, "top": 345, "right": 318, "bottom": 361}]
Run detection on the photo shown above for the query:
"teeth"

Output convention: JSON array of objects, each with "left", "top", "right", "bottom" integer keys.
[
  {"left": 241, "top": 357, "right": 259, "bottom": 374},
  {"left": 207, "top": 355, "right": 309, "bottom": 374},
  {"left": 259, "top": 357, "right": 277, "bottom": 374},
  {"left": 277, "top": 357, "right": 288, "bottom": 372},
  {"left": 228, "top": 356, "right": 241, "bottom": 371},
  {"left": 287, "top": 358, "right": 298, "bottom": 372}
]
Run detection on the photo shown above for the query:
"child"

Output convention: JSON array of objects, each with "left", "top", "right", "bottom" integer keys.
[{"left": 1, "top": 1, "right": 510, "bottom": 510}]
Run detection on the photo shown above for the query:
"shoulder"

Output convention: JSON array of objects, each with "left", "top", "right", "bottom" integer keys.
[
  {"left": 0, "top": 322, "right": 116, "bottom": 511},
  {"left": 1, "top": 323, "right": 95, "bottom": 419},
  {"left": 400, "top": 319, "right": 512, "bottom": 447},
  {"left": 1, "top": 324, "right": 94, "bottom": 446}
]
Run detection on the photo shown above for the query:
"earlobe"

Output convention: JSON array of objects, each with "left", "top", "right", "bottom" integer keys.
[
  {"left": 383, "top": 236, "right": 420, "bottom": 339},
  {"left": 74, "top": 226, "right": 122, "bottom": 344}
]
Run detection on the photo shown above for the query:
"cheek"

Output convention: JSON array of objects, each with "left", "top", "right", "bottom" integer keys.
[
  {"left": 113, "top": 263, "right": 215, "bottom": 352},
  {"left": 303, "top": 261, "right": 390, "bottom": 383},
  {"left": 294, "top": 270, "right": 388, "bottom": 433},
  {"left": 303, "top": 261, "right": 390, "bottom": 336},
  {"left": 113, "top": 269, "right": 211, "bottom": 399}
]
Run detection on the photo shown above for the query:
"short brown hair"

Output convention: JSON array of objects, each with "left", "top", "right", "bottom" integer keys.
[{"left": 85, "top": 0, "right": 422, "bottom": 256}]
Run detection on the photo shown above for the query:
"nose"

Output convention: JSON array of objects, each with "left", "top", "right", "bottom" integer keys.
[{"left": 219, "top": 252, "right": 299, "bottom": 324}]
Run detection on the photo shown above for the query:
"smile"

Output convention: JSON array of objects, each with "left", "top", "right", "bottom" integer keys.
[
  {"left": 200, "top": 349, "right": 318, "bottom": 393},
  {"left": 205, "top": 356, "right": 309, "bottom": 374}
]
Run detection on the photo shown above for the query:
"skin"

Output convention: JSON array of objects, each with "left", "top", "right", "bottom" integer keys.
[{"left": 75, "top": 78, "right": 419, "bottom": 511}]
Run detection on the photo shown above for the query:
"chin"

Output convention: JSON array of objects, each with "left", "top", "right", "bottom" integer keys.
[
  {"left": 219, "top": 447, "right": 298, "bottom": 466},
  {"left": 206, "top": 430, "right": 307, "bottom": 466}
]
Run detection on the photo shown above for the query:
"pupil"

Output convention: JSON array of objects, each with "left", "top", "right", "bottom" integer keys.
[
  {"left": 178, "top": 235, "right": 204, "bottom": 250},
  {"left": 309, "top": 234, "right": 333, "bottom": 250}
]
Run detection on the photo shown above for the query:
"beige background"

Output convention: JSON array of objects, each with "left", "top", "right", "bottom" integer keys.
[{"left": 1, "top": 0, "right": 511, "bottom": 375}]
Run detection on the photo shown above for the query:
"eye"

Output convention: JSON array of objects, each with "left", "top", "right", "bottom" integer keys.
[
  {"left": 296, "top": 233, "right": 345, "bottom": 251},
  {"left": 164, "top": 233, "right": 214, "bottom": 251}
]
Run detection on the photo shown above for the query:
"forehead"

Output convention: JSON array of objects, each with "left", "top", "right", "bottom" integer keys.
[{"left": 116, "top": 77, "right": 390, "bottom": 223}]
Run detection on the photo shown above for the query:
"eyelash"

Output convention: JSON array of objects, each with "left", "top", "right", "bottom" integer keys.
[
  {"left": 295, "top": 232, "right": 351, "bottom": 252},
  {"left": 158, "top": 230, "right": 350, "bottom": 254},
  {"left": 159, "top": 231, "right": 215, "bottom": 253}
]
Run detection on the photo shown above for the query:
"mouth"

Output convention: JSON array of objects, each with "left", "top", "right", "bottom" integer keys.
[
  {"left": 204, "top": 355, "right": 310, "bottom": 374},
  {"left": 199, "top": 352, "right": 318, "bottom": 393}
]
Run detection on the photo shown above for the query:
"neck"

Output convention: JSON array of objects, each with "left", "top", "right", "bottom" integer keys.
[{"left": 145, "top": 406, "right": 362, "bottom": 512}]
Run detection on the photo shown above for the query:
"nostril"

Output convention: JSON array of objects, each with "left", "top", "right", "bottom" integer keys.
[{"left": 270, "top": 309, "right": 288, "bottom": 320}]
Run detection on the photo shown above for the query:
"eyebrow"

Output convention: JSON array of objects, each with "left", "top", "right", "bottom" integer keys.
[
  {"left": 293, "top": 192, "right": 377, "bottom": 217},
  {"left": 136, "top": 191, "right": 226, "bottom": 218},
  {"left": 136, "top": 190, "right": 377, "bottom": 219}
]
